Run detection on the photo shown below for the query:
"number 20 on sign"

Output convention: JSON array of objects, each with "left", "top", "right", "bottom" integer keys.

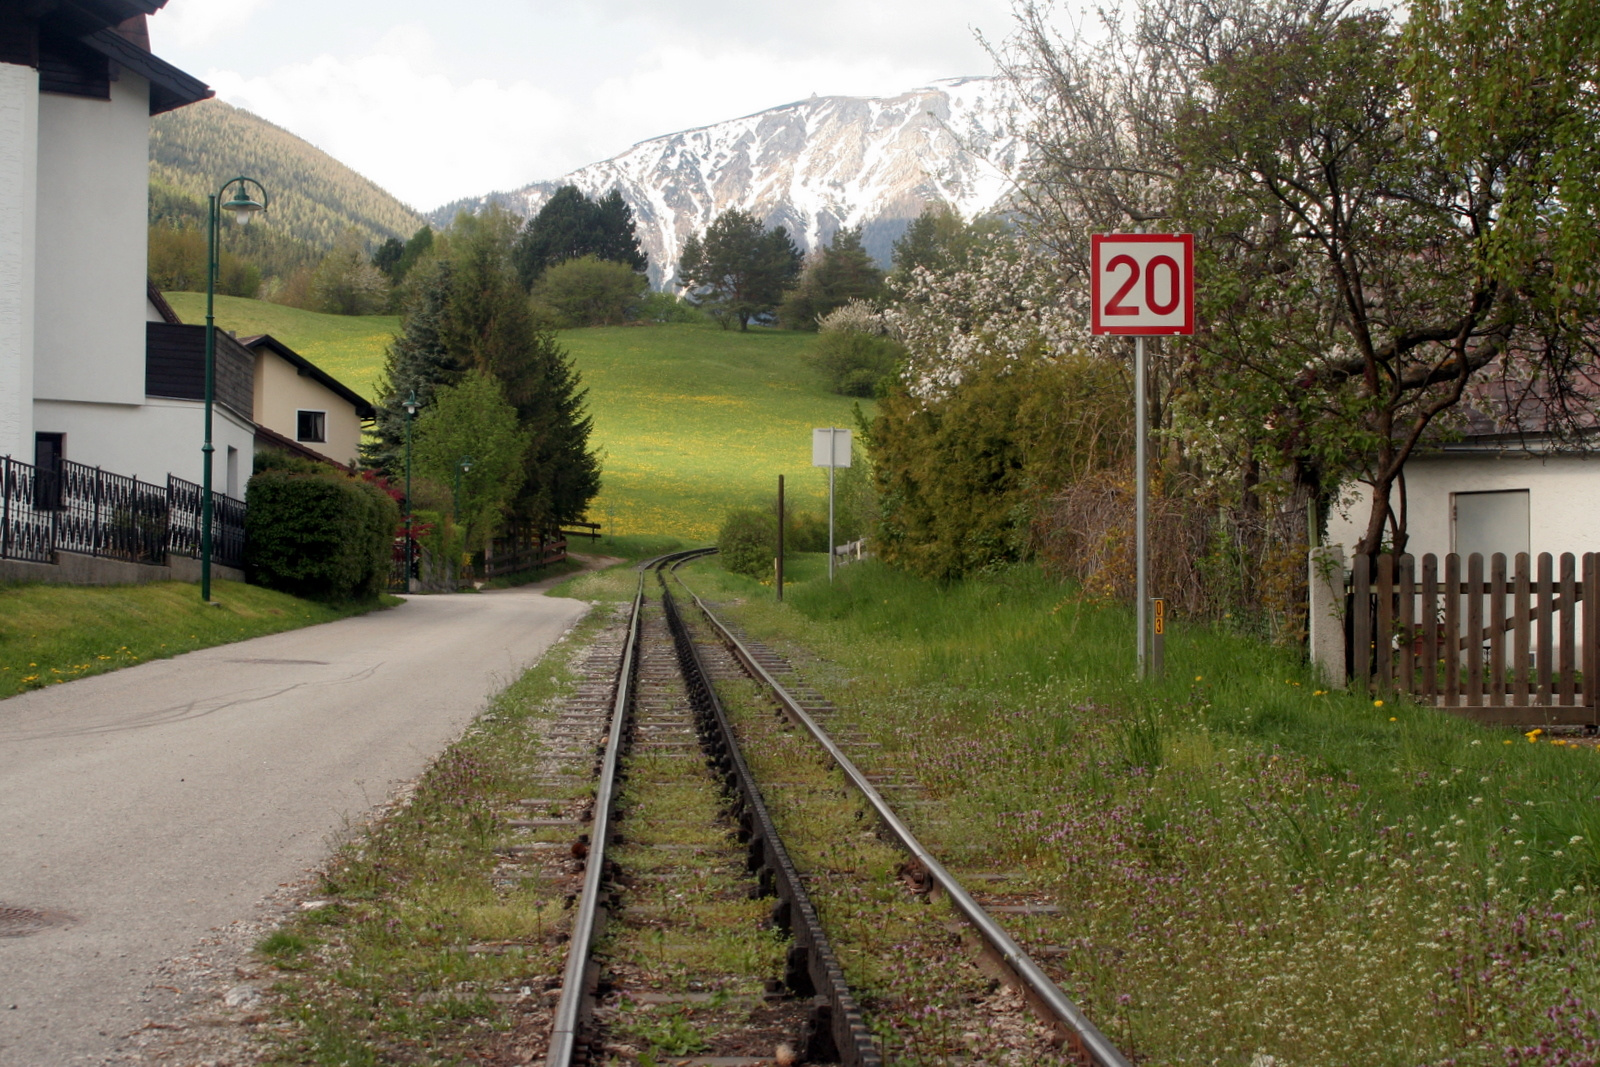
[{"left": 1091, "top": 233, "right": 1194, "bottom": 336}]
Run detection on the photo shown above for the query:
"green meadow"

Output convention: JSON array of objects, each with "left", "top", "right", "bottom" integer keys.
[
  {"left": 561, "top": 323, "right": 866, "bottom": 540},
  {"left": 167, "top": 292, "right": 867, "bottom": 540},
  {"left": 162, "top": 292, "right": 399, "bottom": 398}
]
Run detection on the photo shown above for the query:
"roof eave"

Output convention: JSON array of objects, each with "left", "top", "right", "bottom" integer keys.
[{"left": 81, "top": 25, "right": 210, "bottom": 114}]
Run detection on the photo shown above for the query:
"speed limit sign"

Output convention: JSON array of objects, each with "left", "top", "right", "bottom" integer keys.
[{"left": 1091, "top": 233, "right": 1194, "bottom": 335}]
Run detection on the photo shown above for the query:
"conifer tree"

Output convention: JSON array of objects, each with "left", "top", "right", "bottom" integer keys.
[
  {"left": 363, "top": 257, "right": 460, "bottom": 475},
  {"left": 513, "top": 186, "right": 647, "bottom": 290},
  {"left": 778, "top": 225, "right": 885, "bottom": 329},
  {"left": 370, "top": 208, "right": 602, "bottom": 530},
  {"left": 677, "top": 210, "right": 803, "bottom": 330}
]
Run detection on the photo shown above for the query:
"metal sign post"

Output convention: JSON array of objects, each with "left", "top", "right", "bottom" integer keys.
[
  {"left": 812, "top": 427, "right": 851, "bottom": 582},
  {"left": 776, "top": 474, "right": 785, "bottom": 601},
  {"left": 1091, "top": 233, "right": 1194, "bottom": 677}
]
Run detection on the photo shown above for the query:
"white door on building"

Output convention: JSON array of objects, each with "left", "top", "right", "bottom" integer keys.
[{"left": 1452, "top": 489, "right": 1530, "bottom": 559}]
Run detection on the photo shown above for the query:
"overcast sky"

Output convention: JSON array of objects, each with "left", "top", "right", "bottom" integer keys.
[{"left": 149, "top": 0, "right": 1021, "bottom": 212}]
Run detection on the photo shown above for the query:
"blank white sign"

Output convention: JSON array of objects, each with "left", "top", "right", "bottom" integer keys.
[{"left": 812, "top": 427, "right": 852, "bottom": 468}]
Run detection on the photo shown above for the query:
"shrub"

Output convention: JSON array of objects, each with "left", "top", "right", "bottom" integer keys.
[
  {"left": 638, "top": 290, "right": 706, "bottom": 323},
  {"left": 805, "top": 329, "right": 904, "bottom": 397},
  {"left": 245, "top": 465, "right": 398, "bottom": 600},
  {"left": 717, "top": 508, "right": 776, "bottom": 580},
  {"left": 531, "top": 255, "right": 648, "bottom": 327},
  {"left": 785, "top": 509, "right": 829, "bottom": 552}
]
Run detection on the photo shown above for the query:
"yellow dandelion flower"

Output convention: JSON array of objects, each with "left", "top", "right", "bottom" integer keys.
[{"left": 1375, "top": 699, "right": 1384, "bottom": 707}]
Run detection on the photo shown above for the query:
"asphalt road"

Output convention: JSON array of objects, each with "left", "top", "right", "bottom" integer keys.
[{"left": 0, "top": 586, "right": 590, "bottom": 1065}]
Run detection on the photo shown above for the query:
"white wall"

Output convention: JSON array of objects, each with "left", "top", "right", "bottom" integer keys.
[
  {"left": 32, "top": 397, "right": 255, "bottom": 499},
  {"left": 1328, "top": 452, "right": 1600, "bottom": 561},
  {"left": 0, "top": 62, "right": 38, "bottom": 461},
  {"left": 33, "top": 72, "right": 150, "bottom": 408}
]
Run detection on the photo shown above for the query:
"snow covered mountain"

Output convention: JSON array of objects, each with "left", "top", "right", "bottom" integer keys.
[{"left": 429, "top": 76, "right": 1028, "bottom": 288}]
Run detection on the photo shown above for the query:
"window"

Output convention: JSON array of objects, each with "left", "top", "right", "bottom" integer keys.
[
  {"left": 296, "top": 410, "right": 327, "bottom": 443},
  {"left": 1452, "top": 489, "right": 1530, "bottom": 560}
]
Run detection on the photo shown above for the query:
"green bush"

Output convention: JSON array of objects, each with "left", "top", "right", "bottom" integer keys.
[
  {"left": 717, "top": 508, "right": 776, "bottom": 580},
  {"left": 785, "top": 509, "right": 829, "bottom": 552},
  {"left": 638, "top": 290, "right": 706, "bottom": 323},
  {"left": 530, "top": 255, "right": 648, "bottom": 327},
  {"left": 805, "top": 330, "right": 904, "bottom": 397},
  {"left": 245, "top": 466, "right": 398, "bottom": 600}
]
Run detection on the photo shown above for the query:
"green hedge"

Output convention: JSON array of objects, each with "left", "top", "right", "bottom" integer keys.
[{"left": 244, "top": 467, "right": 398, "bottom": 600}]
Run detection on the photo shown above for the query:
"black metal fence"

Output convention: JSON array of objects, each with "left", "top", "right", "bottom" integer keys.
[{"left": 0, "top": 456, "right": 245, "bottom": 571}]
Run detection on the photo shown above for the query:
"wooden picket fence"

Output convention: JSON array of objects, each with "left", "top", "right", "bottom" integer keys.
[{"left": 1348, "top": 552, "right": 1598, "bottom": 726}]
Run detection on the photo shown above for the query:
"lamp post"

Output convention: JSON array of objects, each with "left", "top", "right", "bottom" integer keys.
[
  {"left": 452, "top": 455, "right": 473, "bottom": 523},
  {"left": 201, "top": 177, "right": 267, "bottom": 602},
  {"left": 403, "top": 391, "right": 418, "bottom": 593}
]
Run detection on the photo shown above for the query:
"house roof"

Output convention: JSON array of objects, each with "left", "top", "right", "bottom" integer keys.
[
  {"left": 31, "top": 1, "right": 167, "bottom": 38},
  {"left": 254, "top": 423, "right": 355, "bottom": 472},
  {"left": 145, "top": 281, "right": 181, "bottom": 324},
  {"left": 81, "top": 24, "right": 210, "bottom": 114},
  {"left": 239, "top": 335, "right": 378, "bottom": 420},
  {"left": 19, "top": 1, "right": 211, "bottom": 114}
]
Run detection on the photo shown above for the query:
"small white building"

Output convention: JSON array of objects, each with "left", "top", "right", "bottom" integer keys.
[
  {"left": 1326, "top": 436, "right": 1598, "bottom": 564},
  {"left": 0, "top": 2, "right": 229, "bottom": 487}
]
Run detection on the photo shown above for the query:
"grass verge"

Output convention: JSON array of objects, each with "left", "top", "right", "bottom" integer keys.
[
  {"left": 678, "top": 557, "right": 1600, "bottom": 1065},
  {"left": 480, "top": 558, "right": 586, "bottom": 590},
  {"left": 0, "top": 580, "right": 397, "bottom": 698}
]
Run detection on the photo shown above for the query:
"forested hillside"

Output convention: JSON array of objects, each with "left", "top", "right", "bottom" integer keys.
[{"left": 150, "top": 99, "right": 425, "bottom": 255}]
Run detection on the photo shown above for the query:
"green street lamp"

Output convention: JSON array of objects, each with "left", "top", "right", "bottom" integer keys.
[
  {"left": 403, "top": 391, "right": 419, "bottom": 592},
  {"left": 452, "top": 455, "right": 473, "bottom": 523},
  {"left": 201, "top": 176, "right": 267, "bottom": 602}
]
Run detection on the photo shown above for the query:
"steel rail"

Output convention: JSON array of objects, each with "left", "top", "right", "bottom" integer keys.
[
  {"left": 675, "top": 568, "right": 1134, "bottom": 1067},
  {"left": 545, "top": 549, "right": 712, "bottom": 1067}
]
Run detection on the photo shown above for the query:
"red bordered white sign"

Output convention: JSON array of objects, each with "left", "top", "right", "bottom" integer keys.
[{"left": 1091, "top": 233, "right": 1194, "bottom": 336}]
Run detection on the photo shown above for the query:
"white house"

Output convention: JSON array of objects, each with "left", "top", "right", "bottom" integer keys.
[
  {"left": 1325, "top": 436, "right": 1599, "bottom": 565},
  {"left": 0, "top": 2, "right": 234, "bottom": 489}
]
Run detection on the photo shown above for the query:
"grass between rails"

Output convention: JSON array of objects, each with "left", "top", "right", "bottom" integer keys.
[
  {"left": 0, "top": 580, "right": 395, "bottom": 698},
  {"left": 251, "top": 600, "right": 614, "bottom": 1066},
  {"left": 677, "top": 557, "right": 1600, "bottom": 1065}
]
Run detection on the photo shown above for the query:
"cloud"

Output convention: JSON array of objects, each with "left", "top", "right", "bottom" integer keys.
[
  {"left": 184, "top": 4, "right": 1013, "bottom": 210},
  {"left": 158, "top": 0, "right": 270, "bottom": 48},
  {"left": 204, "top": 26, "right": 581, "bottom": 210}
]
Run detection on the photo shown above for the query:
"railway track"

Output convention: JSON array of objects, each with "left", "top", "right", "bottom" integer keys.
[{"left": 544, "top": 551, "right": 1131, "bottom": 1067}]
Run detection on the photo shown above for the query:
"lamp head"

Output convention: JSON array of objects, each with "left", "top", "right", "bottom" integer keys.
[
  {"left": 223, "top": 184, "right": 265, "bottom": 226},
  {"left": 460, "top": 456, "right": 473, "bottom": 473},
  {"left": 403, "top": 391, "right": 418, "bottom": 416}
]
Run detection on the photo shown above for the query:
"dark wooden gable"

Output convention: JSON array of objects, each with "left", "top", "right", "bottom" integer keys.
[
  {"left": 146, "top": 323, "right": 255, "bottom": 423},
  {"left": 38, "top": 28, "right": 110, "bottom": 100}
]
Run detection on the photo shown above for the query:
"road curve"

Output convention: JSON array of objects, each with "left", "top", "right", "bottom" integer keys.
[{"left": 0, "top": 586, "right": 589, "bottom": 1065}]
